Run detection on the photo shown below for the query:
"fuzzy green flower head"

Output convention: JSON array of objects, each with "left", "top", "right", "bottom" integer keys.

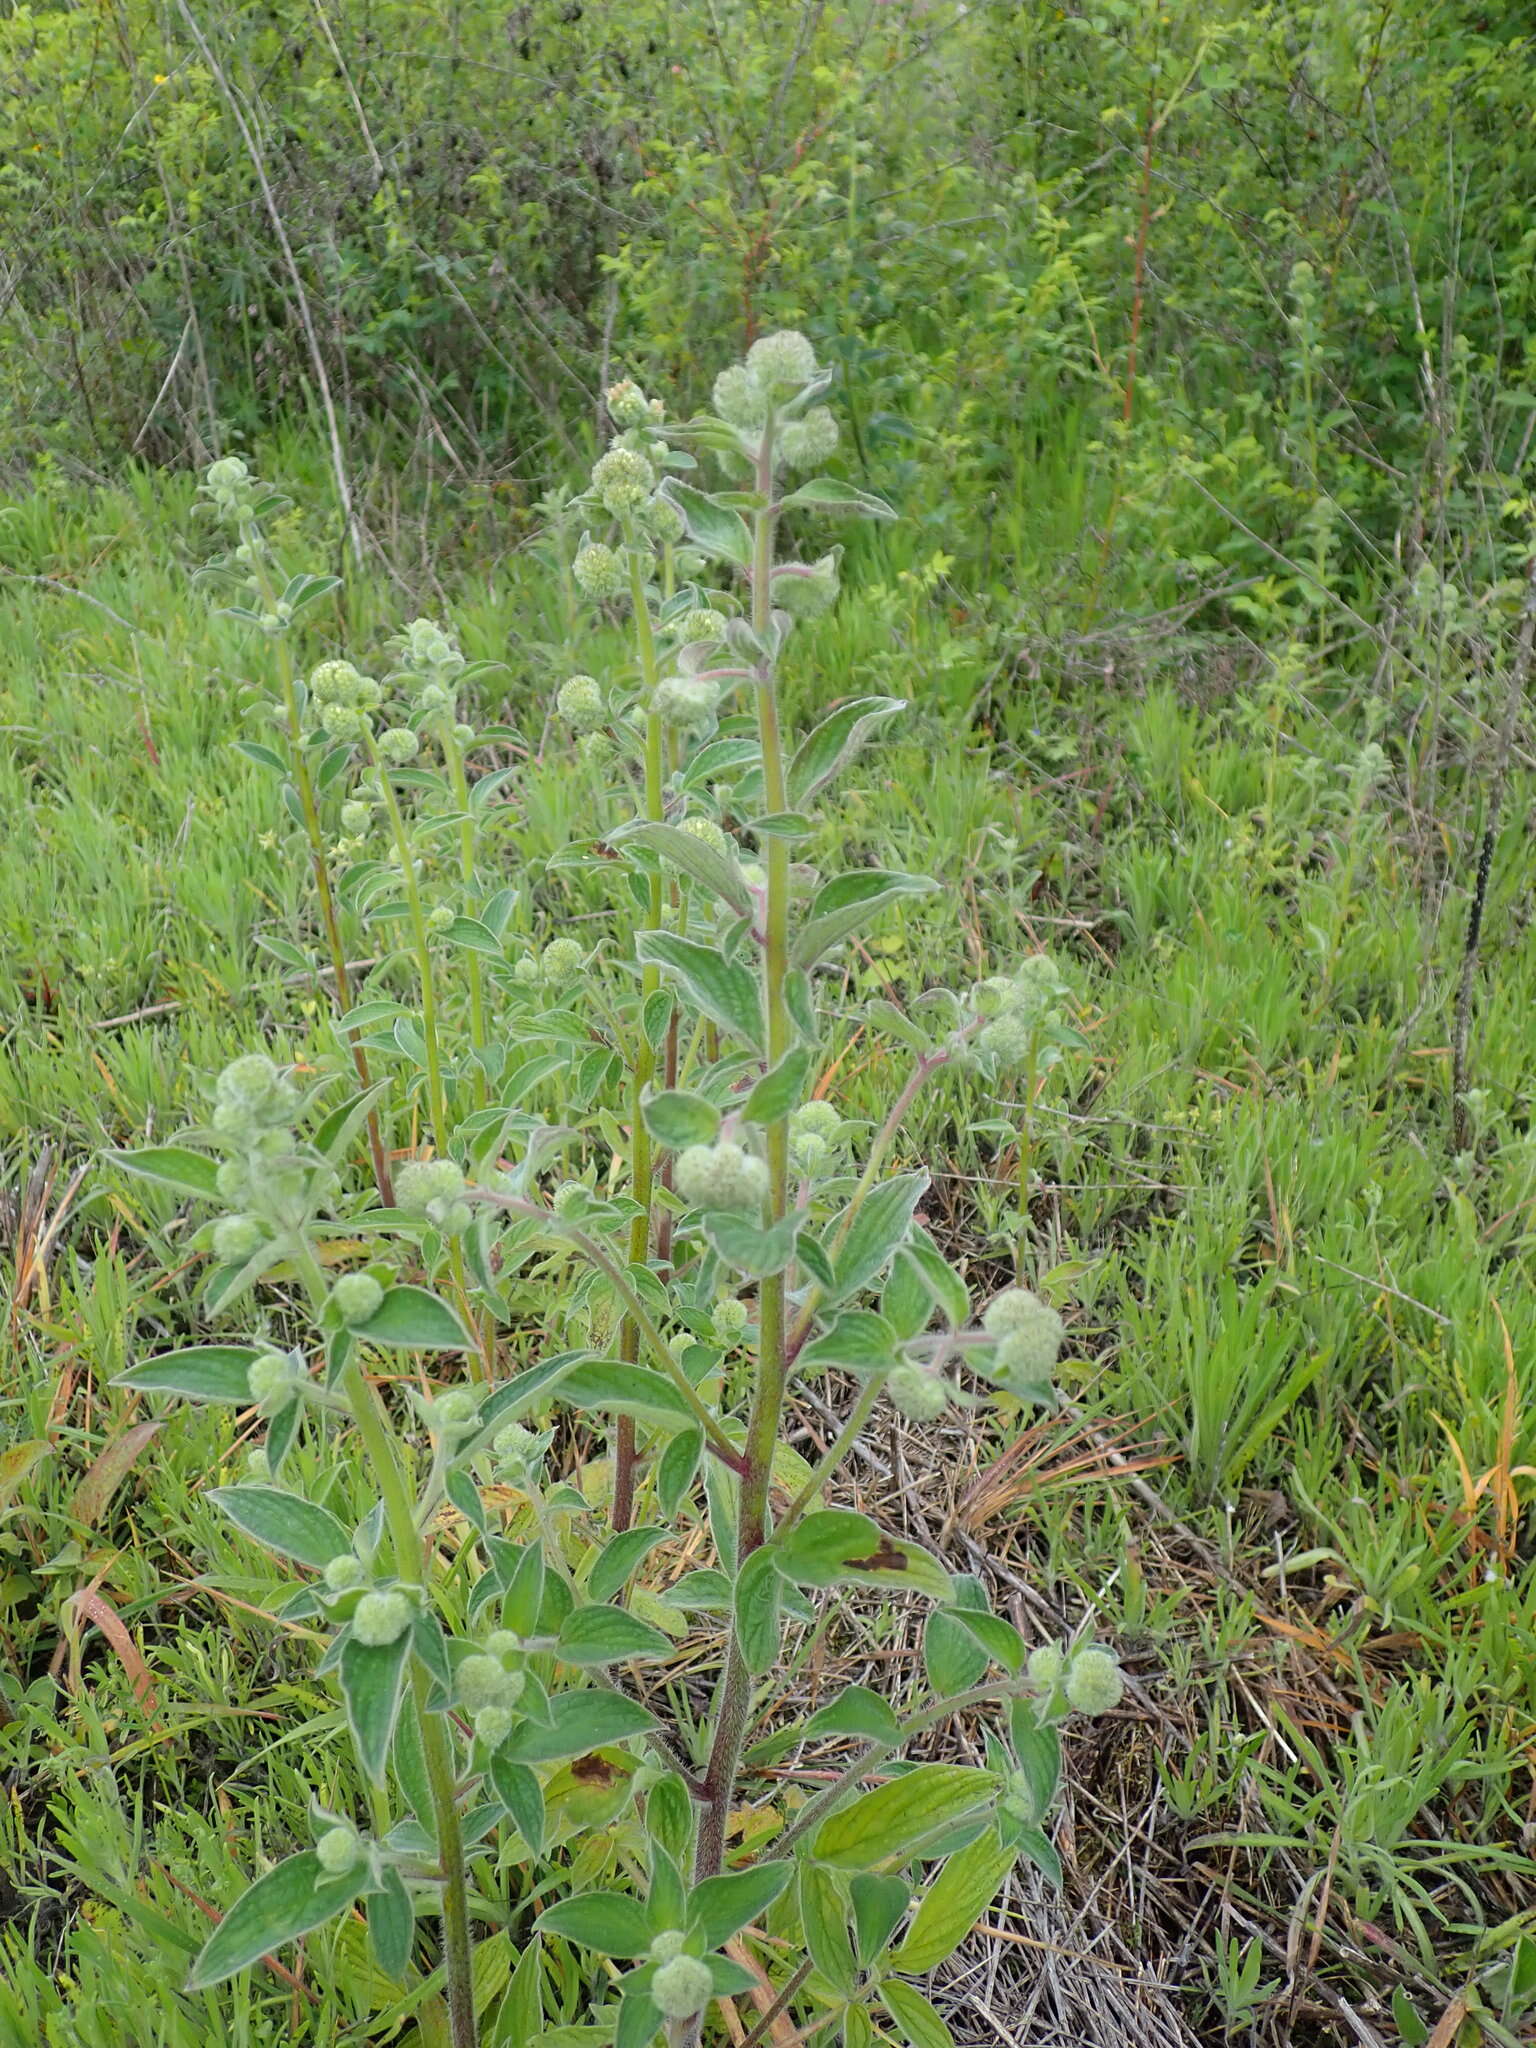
[
  {"left": 215, "top": 1160, "right": 250, "bottom": 1204},
  {"left": 205, "top": 456, "right": 250, "bottom": 493},
  {"left": 680, "top": 814, "right": 730, "bottom": 856},
  {"left": 573, "top": 540, "right": 629, "bottom": 601},
  {"left": 430, "top": 1387, "right": 479, "bottom": 1438},
  {"left": 747, "top": 328, "right": 818, "bottom": 395},
  {"left": 792, "top": 1100, "right": 841, "bottom": 1142},
  {"left": 323, "top": 1553, "right": 367, "bottom": 1594},
  {"left": 493, "top": 1423, "right": 547, "bottom": 1481},
  {"left": 400, "top": 615, "right": 464, "bottom": 676},
  {"left": 712, "top": 362, "right": 770, "bottom": 431},
  {"left": 339, "top": 800, "right": 371, "bottom": 836},
  {"left": 557, "top": 673, "right": 605, "bottom": 731},
  {"left": 315, "top": 1826, "right": 362, "bottom": 1877},
  {"left": 457, "top": 1653, "right": 515, "bottom": 1715},
  {"left": 642, "top": 493, "right": 686, "bottom": 544},
  {"left": 550, "top": 1179, "right": 591, "bottom": 1217},
  {"left": 310, "top": 659, "right": 368, "bottom": 707},
  {"left": 247, "top": 1350, "right": 297, "bottom": 1407},
  {"left": 771, "top": 552, "right": 840, "bottom": 619},
  {"left": 419, "top": 682, "right": 453, "bottom": 715},
  {"left": 474, "top": 1705, "right": 514, "bottom": 1751},
  {"left": 1065, "top": 1646, "right": 1123, "bottom": 1716},
  {"left": 1026, "top": 1642, "right": 1065, "bottom": 1692},
  {"left": 330, "top": 1272, "right": 384, "bottom": 1325},
  {"left": 653, "top": 675, "right": 719, "bottom": 729},
  {"left": 212, "top": 1214, "right": 266, "bottom": 1265},
  {"left": 779, "top": 406, "right": 839, "bottom": 472},
  {"left": 318, "top": 702, "right": 368, "bottom": 742},
  {"left": 212, "top": 1053, "right": 296, "bottom": 1143},
  {"left": 982, "top": 1288, "right": 1064, "bottom": 1383},
  {"left": 378, "top": 726, "right": 420, "bottom": 765},
  {"left": 675, "top": 1139, "right": 769, "bottom": 1212},
  {"left": 605, "top": 379, "right": 656, "bottom": 430},
  {"left": 541, "top": 936, "right": 585, "bottom": 984},
  {"left": 673, "top": 607, "right": 729, "bottom": 645},
  {"left": 652, "top": 1955, "right": 714, "bottom": 2022},
  {"left": 352, "top": 1589, "right": 413, "bottom": 1647},
  {"left": 713, "top": 1296, "right": 749, "bottom": 1340},
  {"left": 396, "top": 1158, "right": 466, "bottom": 1215},
  {"left": 591, "top": 446, "right": 656, "bottom": 516},
  {"left": 886, "top": 1363, "right": 952, "bottom": 1422},
  {"left": 649, "top": 1930, "right": 688, "bottom": 1966}
]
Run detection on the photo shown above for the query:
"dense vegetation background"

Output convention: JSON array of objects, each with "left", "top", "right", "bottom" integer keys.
[{"left": 3, "top": 2, "right": 1536, "bottom": 2042}]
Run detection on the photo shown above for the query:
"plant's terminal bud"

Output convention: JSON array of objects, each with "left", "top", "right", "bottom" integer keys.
[
  {"left": 315, "top": 1826, "right": 361, "bottom": 1876},
  {"left": 650, "top": 1930, "right": 688, "bottom": 1965},
  {"left": 591, "top": 446, "right": 656, "bottom": 516},
  {"left": 213, "top": 1214, "right": 266, "bottom": 1264},
  {"left": 457, "top": 1653, "right": 515, "bottom": 1714},
  {"left": 652, "top": 1955, "right": 714, "bottom": 2021},
  {"left": 324, "top": 1553, "right": 367, "bottom": 1593},
  {"left": 205, "top": 456, "right": 250, "bottom": 491},
  {"left": 541, "top": 936, "right": 584, "bottom": 983},
  {"left": 642, "top": 494, "right": 686, "bottom": 543},
  {"left": 713, "top": 1296, "right": 749, "bottom": 1338},
  {"left": 557, "top": 674, "right": 605, "bottom": 730},
  {"left": 673, "top": 607, "right": 729, "bottom": 644},
  {"left": 330, "top": 1273, "right": 384, "bottom": 1325},
  {"left": 712, "top": 363, "right": 770, "bottom": 430},
  {"left": 427, "top": 903, "right": 455, "bottom": 932},
  {"left": 1065, "top": 1647, "right": 1124, "bottom": 1715},
  {"left": 792, "top": 1100, "right": 841, "bottom": 1141},
  {"left": 352, "top": 1590, "right": 413, "bottom": 1646},
  {"left": 771, "top": 551, "right": 840, "bottom": 618},
  {"left": 652, "top": 676, "right": 719, "bottom": 728},
  {"left": 432, "top": 1388, "right": 479, "bottom": 1435},
  {"left": 551, "top": 1180, "right": 589, "bottom": 1216},
  {"left": 674, "top": 1140, "right": 769, "bottom": 1212},
  {"left": 378, "top": 726, "right": 420, "bottom": 764},
  {"left": 886, "top": 1363, "right": 951, "bottom": 1421},
  {"left": 779, "top": 406, "right": 839, "bottom": 471},
  {"left": 679, "top": 814, "right": 730, "bottom": 856},
  {"left": 396, "top": 1159, "right": 467, "bottom": 1215},
  {"left": 474, "top": 1705, "right": 514, "bottom": 1749},
  {"left": 247, "top": 1351, "right": 296, "bottom": 1405},
  {"left": 605, "top": 379, "right": 655, "bottom": 429},
  {"left": 340, "top": 800, "right": 371, "bottom": 835},
  {"left": 982, "top": 1289, "right": 1064, "bottom": 1382},
  {"left": 573, "top": 541, "right": 629, "bottom": 600},
  {"left": 1026, "top": 1642, "right": 1065, "bottom": 1691},
  {"left": 746, "top": 328, "right": 818, "bottom": 392}
]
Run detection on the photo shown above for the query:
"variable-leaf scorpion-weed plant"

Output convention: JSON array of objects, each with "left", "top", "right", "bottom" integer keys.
[{"left": 111, "top": 335, "right": 1118, "bottom": 2048}]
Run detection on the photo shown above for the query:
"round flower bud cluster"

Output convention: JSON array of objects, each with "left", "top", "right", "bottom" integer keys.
[
  {"left": 456, "top": 1652, "right": 521, "bottom": 1716},
  {"left": 771, "top": 551, "right": 841, "bottom": 619},
  {"left": 713, "top": 1296, "right": 749, "bottom": 1341},
  {"left": 203, "top": 455, "right": 256, "bottom": 522},
  {"left": 591, "top": 446, "right": 656, "bottom": 516},
  {"left": 972, "top": 955, "right": 1070, "bottom": 1065},
  {"left": 886, "top": 1363, "right": 952, "bottom": 1421},
  {"left": 675, "top": 1139, "right": 769, "bottom": 1213},
  {"left": 315, "top": 1825, "right": 362, "bottom": 1876},
  {"left": 330, "top": 1272, "right": 384, "bottom": 1325},
  {"left": 712, "top": 363, "right": 770, "bottom": 432},
  {"left": 429, "top": 1387, "right": 479, "bottom": 1438},
  {"left": 212, "top": 1213, "right": 267, "bottom": 1264},
  {"left": 789, "top": 1098, "right": 844, "bottom": 1176},
  {"left": 981, "top": 1288, "right": 1064, "bottom": 1393},
  {"left": 642, "top": 494, "right": 685, "bottom": 544},
  {"left": 244, "top": 1447, "right": 271, "bottom": 1481},
  {"left": 310, "top": 660, "right": 382, "bottom": 741},
  {"left": 212, "top": 1053, "right": 297, "bottom": 1151},
  {"left": 550, "top": 1179, "right": 590, "bottom": 1217},
  {"left": 247, "top": 1350, "right": 299, "bottom": 1409},
  {"left": 650, "top": 1930, "right": 688, "bottom": 1965},
  {"left": 672, "top": 607, "right": 729, "bottom": 645},
  {"left": 573, "top": 541, "right": 629, "bottom": 601},
  {"left": 605, "top": 379, "right": 662, "bottom": 430},
  {"left": 679, "top": 814, "right": 731, "bottom": 857},
  {"left": 747, "top": 328, "right": 819, "bottom": 394},
  {"left": 557, "top": 674, "right": 605, "bottom": 731},
  {"left": 352, "top": 1589, "right": 413, "bottom": 1647},
  {"left": 492, "top": 1422, "right": 549, "bottom": 1486},
  {"left": 323, "top": 1553, "right": 367, "bottom": 1593},
  {"left": 1065, "top": 1646, "right": 1124, "bottom": 1715},
  {"left": 653, "top": 676, "right": 719, "bottom": 729},
  {"left": 652, "top": 1955, "right": 714, "bottom": 2022},
  {"left": 427, "top": 903, "right": 455, "bottom": 934},
  {"left": 474, "top": 1705, "right": 514, "bottom": 1750},
  {"left": 1026, "top": 1643, "right": 1065, "bottom": 1692},
  {"left": 541, "top": 936, "right": 585, "bottom": 984},
  {"left": 396, "top": 1157, "right": 472, "bottom": 1235},
  {"left": 377, "top": 726, "right": 420, "bottom": 765},
  {"left": 340, "top": 799, "right": 371, "bottom": 837},
  {"left": 779, "top": 406, "right": 838, "bottom": 472},
  {"left": 399, "top": 615, "right": 464, "bottom": 680}
]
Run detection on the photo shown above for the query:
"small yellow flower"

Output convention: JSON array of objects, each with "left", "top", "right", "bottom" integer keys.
[{"left": 154, "top": 72, "right": 168, "bottom": 82}]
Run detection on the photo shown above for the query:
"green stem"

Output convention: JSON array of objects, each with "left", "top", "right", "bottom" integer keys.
[
  {"left": 779, "top": 1374, "right": 887, "bottom": 1532},
  {"left": 697, "top": 429, "right": 787, "bottom": 1884},
  {"left": 613, "top": 527, "right": 668, "bottom": 1533},
  {"left": 341, "top": 1354, "right": 477, "bottom": 2048},
  {"left": 1015, "top": 1030, "right": 1039, "bottom": 1283},
  {"left": 245, "top": 528, "right": 393, "bottom": 1205},
  {"left": 441, "top": 726, "right": 488, "bottom": 1107}
]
